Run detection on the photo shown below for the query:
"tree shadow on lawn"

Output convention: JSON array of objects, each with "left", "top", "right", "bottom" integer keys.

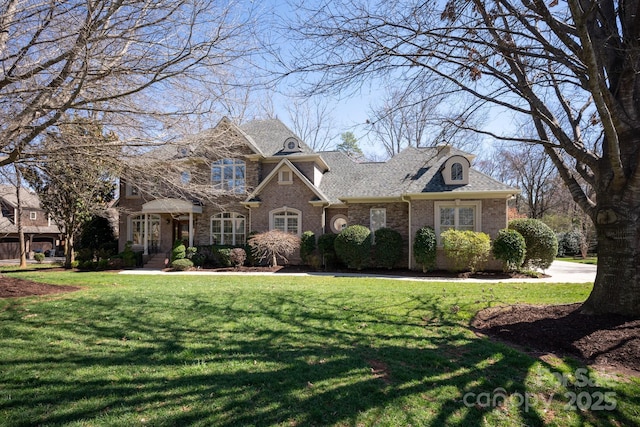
[{"left": 0, "top": 290, "right": 634, "bottom": 426}]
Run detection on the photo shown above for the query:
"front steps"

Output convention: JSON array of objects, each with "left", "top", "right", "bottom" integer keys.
[{"left": 143, "top": 254, "right": 168, "bottom": 269}]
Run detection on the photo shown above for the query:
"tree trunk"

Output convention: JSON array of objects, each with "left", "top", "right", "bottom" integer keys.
[
  {"left": 64, "top": 234, "right": 75, "bottom": 269},
  {"left": 15, "top": 178, "right": 27, "bottom": 268},
  {"left": 581, "top": 208, "right": 640, "bottom": 317}
]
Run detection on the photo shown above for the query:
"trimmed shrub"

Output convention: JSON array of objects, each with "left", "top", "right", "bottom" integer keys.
[
  {"left": 171, "top": 239, "right": 186, "bottom": 262},
  {"left": 557, "top": 229, "right": 583, "bottom": 257},
  {"left": 334, "top": 225, "right": 372, "bottom": 270},
  {"left": 300, "top": 231, "right": 316, "bottom": 265},
  {"left": 413, "top": 226, "right": 437, "bottom": 272},
  {"left": 171, "top": 258, "right": 193, "bottom": 271},
  {"left": 33, "top": 252, "right": 45, "bottom": 263},
  {"left": 317, "top": 233, "right": 338, "bottom": 269},
  {"left": 214, "top": 247, "right": 232, "bottom": 267},
  {"left": 373, "top": 227, "right": 403, "bottom": 269},
  {"left": 509, "top": 218, "right": 558, "bottom": 270},
  {"left": 492, "top": 229, "right": 526, "bottom": 272},
  {"left": 441, "top": 229, "right": 491, "bottom": 273},
  {"left": 230, "top": 247, "right": 247, "bottom": 268}
]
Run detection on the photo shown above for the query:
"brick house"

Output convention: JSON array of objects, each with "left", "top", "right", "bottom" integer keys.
[
  {"left": 118, "top": 117, "right": 518, "bottom": 269},
  {"left": 0, "top": 185, "right": 62, "bottom": 259}
]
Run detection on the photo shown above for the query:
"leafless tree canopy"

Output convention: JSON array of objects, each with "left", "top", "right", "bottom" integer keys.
[
  {"left": 0, "top": 0, "right": 257, "bottom": 166},
  {"left": 280, "top": 0, "right": 640, "bottom": 316}
]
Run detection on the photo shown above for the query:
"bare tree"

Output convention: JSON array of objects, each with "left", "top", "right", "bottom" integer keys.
[
  {"left": 367, "top": 82, "right": 483, "bottom": 157},
  {"left": 0, "top": 0, "right": 257, "bottom": 167},
  {"left": 285, "top": 97, "right": 335, "bottom": 151},
  {"left": 281, "top": 0, "right": 640, "bottom": 316}
]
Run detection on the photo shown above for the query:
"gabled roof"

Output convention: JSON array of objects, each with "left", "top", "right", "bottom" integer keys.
[
  {"left": 0, "top": 185, "right": 42, "bottom": 209},
  {"left": 245, "top": 158, "right": 330, "bottom": 204}
]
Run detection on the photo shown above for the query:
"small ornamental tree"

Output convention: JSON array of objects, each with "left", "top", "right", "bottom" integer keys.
[
  {"left": 334, "top": 225, "right": 372, "bottom": 270},
  {"left": 492, "top": 229, "right": 526, "bottom": 272},
  {"left": 248, "top": 230, "right": 301, "bottom": 267},
  {"left": 413, "top": 226, "right": 437, "bottom": 272},
  {"left": 441, "top": 230, "right": 491, "bottom": 273},
  {"left": 373, "top": 227, "right": 403, "bottom": 269},
  {"left": 509, "top": 218, "right": 558, "bottom": 270},
  {"left": 300, "top": 231, "right": 316, "bottom": 265}
]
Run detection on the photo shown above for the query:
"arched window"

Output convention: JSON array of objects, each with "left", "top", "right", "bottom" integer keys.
[
  {"left": 451, "top": 162, "right": 463, "bottom": 181},
  {"left": 211, "top": 212, "right": 246, "bottom": 245},
  {"left": 211, "top": 158, "right": 245, "bottom": 193},
  {"left": 270, "top": 208, "right": 301, "bottom": 236}
]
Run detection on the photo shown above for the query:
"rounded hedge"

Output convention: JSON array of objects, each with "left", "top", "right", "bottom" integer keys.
[
  {"left": 317, "top": 233, "right": 338, "bottom": 268},
  {"left": 334, "top": 225, "right": 371, "bottom": 270},
  {"left": 413, "top": 226, "right": 437, "bottom": 272},
  {"left": 441, "top": 229, "right": 491, "bottom": 273},
  {"left": 171, "top": 258, "right": 193, "bottom": 271},
  {"left": 508, "top": 218, "right": 558, "bottom": 270},
  {"left": 557, "top": 229, "right": 583, "bottom": 257},
  {"left": 492, "top": 229, "right": 526, "bottom": 272},
  {"left": 373, "top": 227, "right": 403, "bottom": 269}
]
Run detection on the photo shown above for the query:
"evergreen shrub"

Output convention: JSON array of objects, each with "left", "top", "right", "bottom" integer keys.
[
  {"left": 492, "top": 229, "right": 526, "bottom": 272},
  {"left": 509, "top": 218, "right": 558, "bottom": 270},
  {"left": 441, "top": 229, "right": 491, "bottom": 273},
  {"left": 334, "top": 225, "right": 371, "bottom": 270},
  {"left": 373, "top": 227, "right": 403, "bottom": 269},
  {"left": 413, "top": 226, "right": 437, "bottom": 272}
]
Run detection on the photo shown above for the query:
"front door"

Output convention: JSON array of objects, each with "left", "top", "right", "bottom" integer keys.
[{"left": 173, "top": 219, "right": 190, "bottom": 246}]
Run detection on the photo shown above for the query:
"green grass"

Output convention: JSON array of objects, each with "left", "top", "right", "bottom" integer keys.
[
  {"left": 557, "top": 257, "right": 598, "bottom": 265},
  {"left": 0, "top": 271, "right": 637, "bottom": 426}
]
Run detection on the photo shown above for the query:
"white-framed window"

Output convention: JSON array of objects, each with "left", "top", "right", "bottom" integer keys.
[
  {"left": 370, "top": 208, "right": 386, "bottom": 243},
  {"left": 211, "top": 158, "right": 245, "bottom": 193},
  {"left": 211, "top": 212, "right": 246, "bottom": 245},
  {"left": 270, "top": 208, "right": 301, "bottom": 236},
  {"left": 129, "top": 214, "right": 161, "bottom": 247},
  {"left": 278, "top": 169, "right": 293, "bottom": 185},
  {"left": 434, "top": 201, "right": 482, "bottom": 242},
  {"left": 370, "top": 208, "right": 386, "bottom": 233},
  {"left": 330, "top": 214, "right": 348, "bottom": 233},
  {"left": 29, "top": 211, "right": 37, "bottom": 220}
]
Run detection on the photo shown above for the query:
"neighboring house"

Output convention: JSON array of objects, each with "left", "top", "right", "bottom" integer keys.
[
  {"left": 118, "top": 117, "right": 519, "bottom": 269},
  {"left": 0, "top": 185, "right": 62, "bottom": 259}
]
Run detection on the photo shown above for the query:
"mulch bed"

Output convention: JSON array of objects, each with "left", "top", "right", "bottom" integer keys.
[
  {"left": 2, "top": 269, "right": 638, "bottom": 376},
  {"left": 0, "top": 276, "right": 81, "bottom": 299},
  {"left": 472, "top": 303, "right": 640, "bottom": 375}
]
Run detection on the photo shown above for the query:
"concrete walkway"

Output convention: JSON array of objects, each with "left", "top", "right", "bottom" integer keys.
[{"left": 119, "top": 260, "right": 597, "bottom": 284}]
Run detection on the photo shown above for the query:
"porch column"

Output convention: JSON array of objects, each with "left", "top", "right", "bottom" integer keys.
[
  {"left": 143, "top": 213, "right": 149, "bottom": 255},
  {"left": 188, "top": 212, "right": 194, "bottom": 247}
]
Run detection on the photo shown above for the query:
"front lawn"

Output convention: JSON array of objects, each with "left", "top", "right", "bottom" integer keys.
[
  {"left": 557, "top": 256, "right": 598, "bottom": 265},
  {"left": 0, "top": 271, "right": 637, "bottom": 426}
]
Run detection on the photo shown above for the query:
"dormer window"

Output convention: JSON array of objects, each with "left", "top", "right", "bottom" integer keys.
[
  {"left": 283, "top": 137, "right": 301, "bottom": 153},
  {"left": 443, "top": 156, "right": 470, "bottom": 185}
]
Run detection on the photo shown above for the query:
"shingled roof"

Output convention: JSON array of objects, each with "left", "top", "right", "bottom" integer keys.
[
  {"left": 317, "top": 146, "right": 517, "bottom": 202},
  {"left": 240, "top": 119, "right": 314, "bottom": 156}
]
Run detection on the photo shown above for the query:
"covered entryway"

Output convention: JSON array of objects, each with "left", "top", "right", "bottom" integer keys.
[{"left": 141, "top": 199, "right": 202, "bottom": 255}]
